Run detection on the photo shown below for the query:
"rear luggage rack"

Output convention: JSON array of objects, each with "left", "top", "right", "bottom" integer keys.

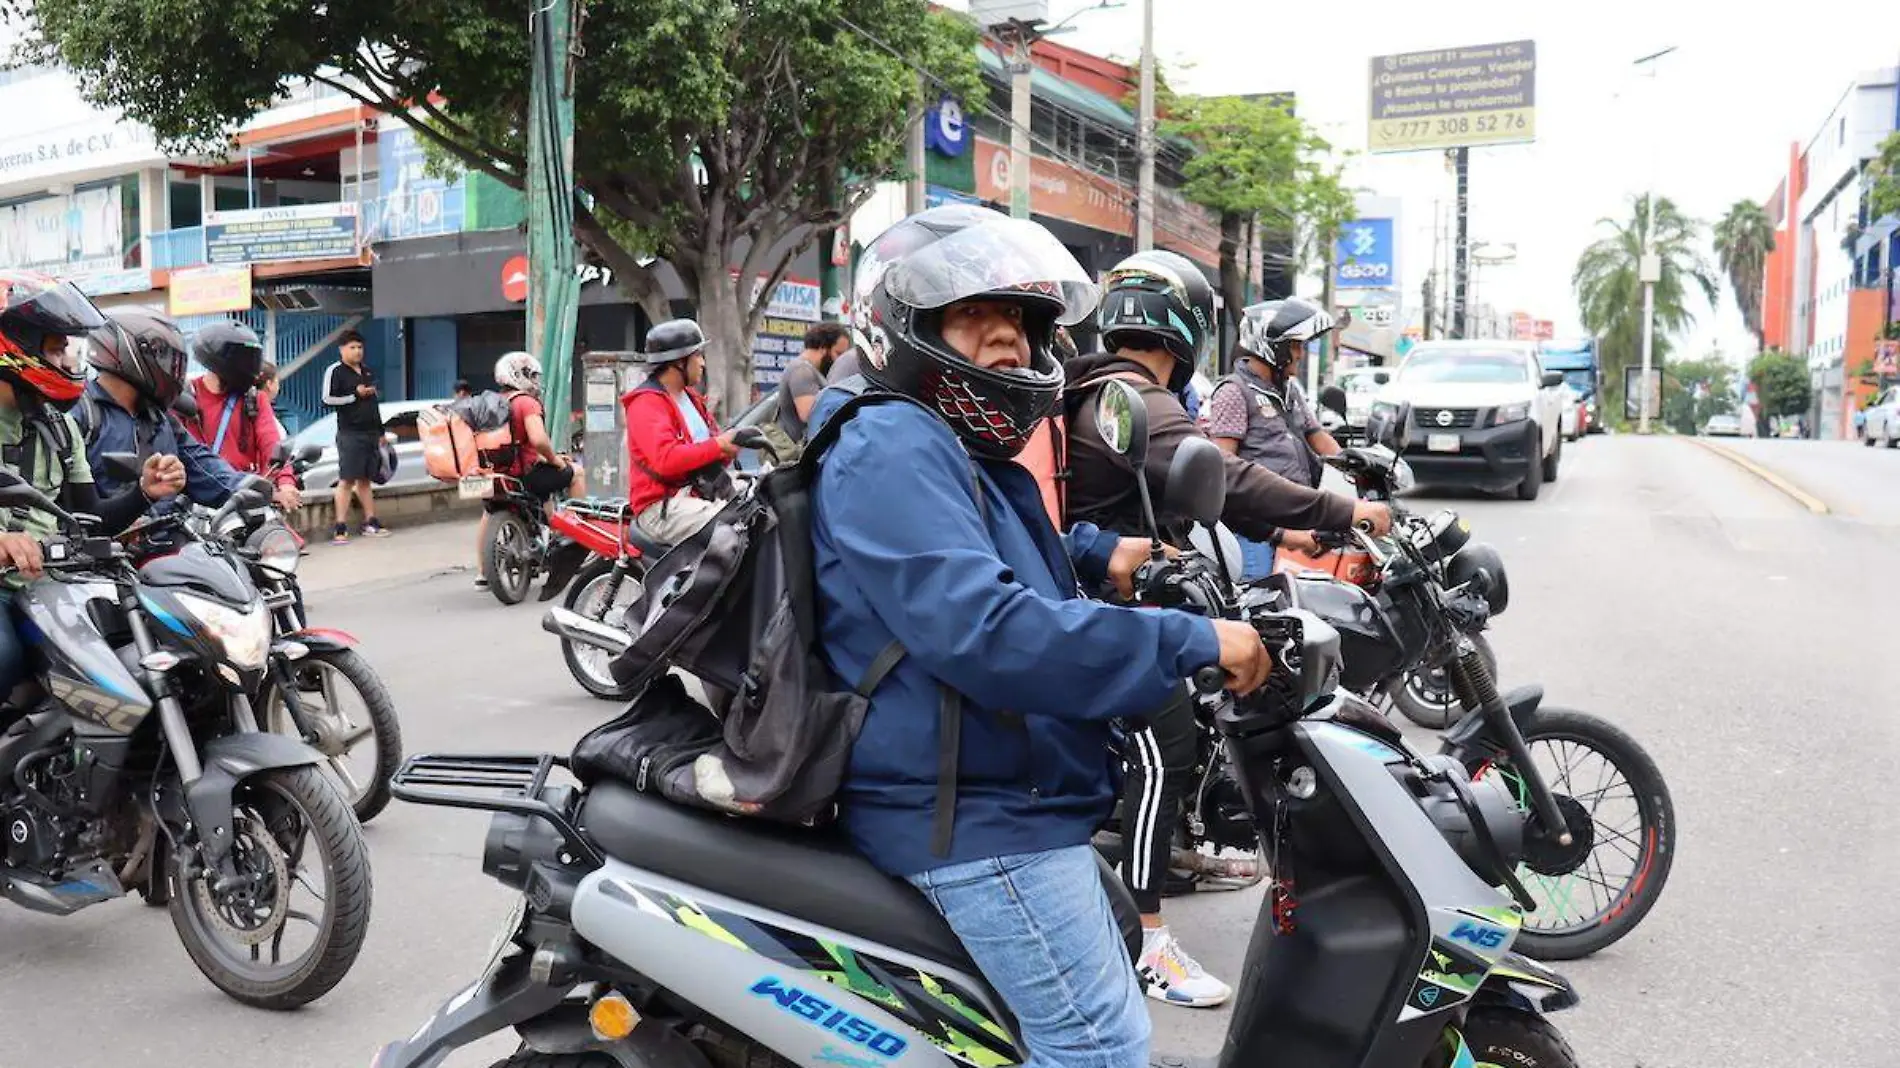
[{"left": 389, "top": 753, "right": 602, "bottom": 866}]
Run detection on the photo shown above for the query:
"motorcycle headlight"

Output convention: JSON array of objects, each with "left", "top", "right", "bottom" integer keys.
[
  {"left": 250, "top": 523, "right": 303, "bottom": 575},
  {"left": 1493, "top": 401, "right": 1531, "bottom": 425},
  {"left": 174, "top": 593, "right": 272, "bottom": 671}
]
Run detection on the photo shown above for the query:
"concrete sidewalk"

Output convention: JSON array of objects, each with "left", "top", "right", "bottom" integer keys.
[{"left": 298, "top": 513, "right": 482, "bottom": 595}]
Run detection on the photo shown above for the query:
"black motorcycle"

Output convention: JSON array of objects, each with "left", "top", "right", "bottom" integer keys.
[
  {"left": 1099, "top": 391, "right": 1675, "bottom": 962},
  {"left": 0, "top": 463, "right": 372, "bottom": 1008},
  {"left": 188, "top": 440, "right": 404, "bottom": 822}
]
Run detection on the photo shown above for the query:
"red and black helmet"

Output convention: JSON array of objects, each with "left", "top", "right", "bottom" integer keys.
[
  {"left": 87, "top": 307, "right": 190, "bottom": 410},
  {"left": 0, "top": 269, "right": 106, "bottom": 404}
]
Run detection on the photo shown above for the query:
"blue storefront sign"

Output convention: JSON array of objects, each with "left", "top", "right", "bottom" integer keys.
[
  {"left": 925, "top": 96, "right": 967, "bottom": 157},
  {"left": 1334, "top": 218, "right": 1395, "bottom": 289},
  {"left": 376, "top": 122, "right": 467, "bottom": 241}
]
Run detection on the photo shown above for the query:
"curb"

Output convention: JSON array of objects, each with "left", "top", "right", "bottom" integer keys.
[{"left": 1685, "top": 438, "right": 1831, "bottom": 515}]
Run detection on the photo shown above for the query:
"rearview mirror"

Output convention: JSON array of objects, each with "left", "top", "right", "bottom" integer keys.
[
  {"left": 1317, "top": 385, "right": 1348, "bottom": 420},
  {"left": 296, "top": 443, "right": 323, "bottom": 464},
  {"left": 100, "top": 452, "right": 141, "bottom": 484},
  {"left": 1093, "top": 379, "right": 1149, "bottom": 470},
  {"left": 1365, "top": 402, "right": 1413, "bottom": 452},
  {"left": 1541, "top": 371, "right": 1564, "bottom": 388},
  {"left": 269, "top": 440, "right": 292, "bottom": 465},
  {"left": 0, "top": 470, "right": 71, "bottom": 525},
  {"left": 1163, "top": 436, "right": 1227, "bottom": 528}
]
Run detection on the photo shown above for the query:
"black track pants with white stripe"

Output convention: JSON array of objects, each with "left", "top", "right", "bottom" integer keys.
[{"left": 1120, "top": 685, "right": 1198, "bottom": 915}]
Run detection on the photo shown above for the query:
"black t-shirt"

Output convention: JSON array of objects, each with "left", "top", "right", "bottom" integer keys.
[{"left": 323, "top": 361, "right": 385, "bottom": 433}]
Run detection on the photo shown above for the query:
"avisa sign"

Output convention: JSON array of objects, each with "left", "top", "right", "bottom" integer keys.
[{"left": 1334, "top": 218, "right": 1396, "bottom": 290}]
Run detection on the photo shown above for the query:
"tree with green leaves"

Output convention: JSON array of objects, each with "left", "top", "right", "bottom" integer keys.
[
  {"left": 16, "top": 0, "right": 981, "bottom": 415},
  {"left": 1748, "top": 348, "right": 1811, "bottom": 423},
  {"left": 1572, "top": 195, "right": 1718, "bottom": 422},
  {"left": 1712, "top": 199, "right": 1776, "bottom": 353},
  {"left": 1868, "top": 131, "right": 1900, "bottom": 224},
  {"left": 1159, "top": 93, "right": 1348, "bottom": 341},
  {"left": 1660, "top": 354, "right": 1738, "bottom": 435}
]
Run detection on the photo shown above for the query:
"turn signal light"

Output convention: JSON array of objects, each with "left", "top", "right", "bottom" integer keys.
[{"left": 589, "top": 991, "right": 640, "bottom": 1041}]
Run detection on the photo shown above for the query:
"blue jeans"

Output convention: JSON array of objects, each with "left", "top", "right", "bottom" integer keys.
[
  {"left": 907, "top": 846, "right": 1149, "bottom": 1068},
  {"left": 0, "top": 588, "right": 24, "bottom": 698},
  {"left": 1235, "top": 534, "right": 1277, "bottom": 582}
]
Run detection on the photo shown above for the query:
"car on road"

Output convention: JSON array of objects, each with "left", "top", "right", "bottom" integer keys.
[
  {"left": 1374, "top": 339, "right": 1567, "bottom": 501},
  {"left": 1861, "top": 385, "right": 1900, "bottom": 447},
  {"left": 1701, "top": 413, "right": 1743, "bottom": 437},
  {"left": 290, "top": 399, "right": 445, "bottom": 494},
  {"left": 1335, "top": 366, "right": 1394, "bottom": 443}
]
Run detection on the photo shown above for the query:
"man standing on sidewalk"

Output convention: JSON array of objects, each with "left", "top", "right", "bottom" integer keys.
[
  {"left": 774, "top": 323, "right": 850, "bottom": 441},
  {"left": 321, "top": 330, "right": 390, "bottom": 544}
]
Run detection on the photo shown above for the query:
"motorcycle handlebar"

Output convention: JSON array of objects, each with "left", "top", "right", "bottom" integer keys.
[{"left": 1191, "top": 665, "right": 1228, "bottom": 695}]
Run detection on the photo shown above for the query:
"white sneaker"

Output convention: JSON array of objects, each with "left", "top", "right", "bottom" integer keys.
[{"left": 1137, "top": 925, "right": 1232, "bottom": 1008}]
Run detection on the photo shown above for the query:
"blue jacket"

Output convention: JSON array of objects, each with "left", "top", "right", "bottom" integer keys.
[
  {"left": 809, "top": 389, "right": 1220, "bottom": 877},
  {"left": 76, "top": 381, "right": 249, "bottom": 512}
]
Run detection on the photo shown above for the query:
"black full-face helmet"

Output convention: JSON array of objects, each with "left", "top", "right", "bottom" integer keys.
[
  {"left": 1236, "top": 295, "right": 1339, "bottom": 373},
  {"left": 852, "top": 204, "right": 1099, "bottom": 459},
  {"left": 1096, "top": 249, "right": 1215, "bottom": 391}
]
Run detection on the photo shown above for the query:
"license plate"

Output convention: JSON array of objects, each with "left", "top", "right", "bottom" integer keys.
[
  {"left": 1427, "top": 433, "right": 1461, "bottom": 453},
  {"left": 457, "top": 474, "right": 494, "bottom": 500}
]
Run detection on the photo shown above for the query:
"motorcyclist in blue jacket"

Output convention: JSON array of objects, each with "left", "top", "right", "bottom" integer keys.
[{"left": 807, "top": 205, "right": 1271, "bottom": 1068}]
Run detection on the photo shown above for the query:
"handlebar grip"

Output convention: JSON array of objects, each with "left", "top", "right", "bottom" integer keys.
[
  {"left": 731, "top": 428, "right": 768, "bottom": 449},
  {"left": 1191, "top": 665, "right": 1228, "bottom": 695}
]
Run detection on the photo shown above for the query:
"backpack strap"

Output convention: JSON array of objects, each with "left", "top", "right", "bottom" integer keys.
[{"left": 933, "top": 687, "right": 962, "bottom": 857}]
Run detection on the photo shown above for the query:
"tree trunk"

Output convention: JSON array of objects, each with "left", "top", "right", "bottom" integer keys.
[
  {"left": 695, "top": 259, "right": 753, "bottom": 423},
  {"left": 1217, "top": 210, "right": 1246, "bottom": 355}
]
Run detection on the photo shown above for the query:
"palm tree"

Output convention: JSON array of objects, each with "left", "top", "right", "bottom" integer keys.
[
  {"left": 1713, "top": 199, "right": 1777, "bottom": 352},
  {"left": 1573, "top": 195, "right": 1720, "bottom": 421}
]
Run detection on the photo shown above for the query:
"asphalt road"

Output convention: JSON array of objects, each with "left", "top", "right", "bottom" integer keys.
[
  {"left": 1693, "top": 434, "right": 1900, "bottom": 525},
  {"left": 2, "top": 433, "right": 1895, "bottom": 1067}
]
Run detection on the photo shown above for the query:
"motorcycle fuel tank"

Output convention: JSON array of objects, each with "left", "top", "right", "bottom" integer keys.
[{"left": 14, "top": 580, "right": 150, "bottom": 733}]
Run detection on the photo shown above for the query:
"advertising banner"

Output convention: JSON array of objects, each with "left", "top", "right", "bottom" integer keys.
[
  {"left": 1368, "top": 40, "right": 1536, "bottom": 153},
  {"left": 1334, "top": 218, "right": 1396, "bottom": 289},
  {"left": 206, "top": 202, "right": 359, "bottom": 264}
]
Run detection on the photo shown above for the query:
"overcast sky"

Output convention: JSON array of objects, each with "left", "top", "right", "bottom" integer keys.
[{"left": 952, "top": 0, "right": 1900, "bottom": 365}]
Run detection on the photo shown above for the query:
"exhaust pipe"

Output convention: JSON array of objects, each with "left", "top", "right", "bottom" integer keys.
[{"left": 542, "top": 607, "right": 632, "bottom": 656}]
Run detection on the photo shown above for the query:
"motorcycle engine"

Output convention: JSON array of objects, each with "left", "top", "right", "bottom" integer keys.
[{"left": 4, "top": 803, "right": 64, "bottom": 871}]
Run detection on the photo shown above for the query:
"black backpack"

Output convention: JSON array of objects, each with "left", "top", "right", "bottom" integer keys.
[{"left": 572, "top": 390, "right": 972, "bottom": 853}]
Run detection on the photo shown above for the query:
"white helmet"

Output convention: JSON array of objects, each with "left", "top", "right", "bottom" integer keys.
[{"left": 495, "top": 350, "right": 542, "bottom": 394}]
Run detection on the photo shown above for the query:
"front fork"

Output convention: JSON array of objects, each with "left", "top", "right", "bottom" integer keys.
[
  {"left": 1443, "top": 635, "right": 1572, "bottom": 853},
  {"left": 261, "top": 576, "right": 321, "bottom": 745}
]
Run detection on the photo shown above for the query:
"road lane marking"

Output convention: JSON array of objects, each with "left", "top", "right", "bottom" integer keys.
[{"left": 1682, "top": 438, "right": 1830, "bottom": 515}]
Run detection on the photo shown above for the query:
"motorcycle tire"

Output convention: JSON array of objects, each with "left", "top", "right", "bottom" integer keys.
[
  {"left": 1491, "top": 708, "right": 1675, "bottom": 962},
  {"left": 490, "top": 1053, "right": 618, "bottom": 1067},
  {"left": 169, "top": 766, "right": 372, "bottom": 1010},
  {"left": 561, "top": 559, "right": 643, "bottom": 701},
  {"left": 1387, "top": 633, "right": 1496, "bottom": 730},
  {"left": 484, "top": 512, "right": 536, "bottom": 605},
  {"left": 264, "top": 648, "right": 404, "bottom": 823},
  {"left": 1458, "top": 1008, "right": 1579, "bottom": 1068}
]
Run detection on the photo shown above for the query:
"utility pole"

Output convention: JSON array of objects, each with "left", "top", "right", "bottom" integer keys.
[
  {"left": 1006, "top": 22, "right": 1034, "bottom": 219},
  {"left": 527, "top": 0, "right": 582, "bottom": 447},
  {"left": 1136, "top": 0, "right": 1155, "bottom": 250},
  {"left": 906, "top": 74, "right": 927, "bottom": 215},
  {"left": 1633, "top": 46, "right": 1675, "bottom": 434},
  {"left": 1451, "top": 147, "right": 1470, "bottom": 338}
]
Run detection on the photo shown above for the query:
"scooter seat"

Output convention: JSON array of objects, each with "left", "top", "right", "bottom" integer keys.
[{"left": 575, "top": 780, "right": 978, "bottom": 972}]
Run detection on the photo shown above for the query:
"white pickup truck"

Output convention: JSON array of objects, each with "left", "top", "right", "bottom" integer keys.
[{"left": 1374, "top": 339, "right": 1568, "bottom": 501}]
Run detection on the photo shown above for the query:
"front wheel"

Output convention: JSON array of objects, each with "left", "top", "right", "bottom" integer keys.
[
  {"left": 169, "top": 766, "right": 372, "bottom": 1009},
  {"left": 1456, "top": 1008, "right": 1579, "bottom": 1068},
  {"left": 1387, "top": 634, "right": 1496, "bottom": 729},
  {"left": 260, "top": 648, "right": 404, "bottom": 822},
  {"left": 1477, "top": 709, "right": 1675, "bottom": 961},
  {"left": 1542, "top": 432, "right": 1562, "bottom": 482},
  {"left": 561, "top": 559, "right": 644, "bottom": 700},
  {"left": 485, "top": 511, "right": 536, "bottom": 605}
]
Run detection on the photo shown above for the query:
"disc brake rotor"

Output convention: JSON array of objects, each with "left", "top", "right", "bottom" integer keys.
[{"left": 190, "top": 814, "right": 293, "bottom": 946}]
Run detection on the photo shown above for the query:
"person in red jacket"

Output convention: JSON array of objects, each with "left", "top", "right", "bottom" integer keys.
[
  {"left": 181, "top": 319, "right": 301, "bottom": 511},
  {"left": 621, "top": 318, "right": 744, "bottom": 544}
]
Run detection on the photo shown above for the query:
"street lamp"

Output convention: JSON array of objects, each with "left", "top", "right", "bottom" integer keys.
[
  {"left": 1469, "top": 242, "right": 1517, "bottom": 337},
  {"left": 1633, "top": 45, "right": 1677, "bottom": 433}
]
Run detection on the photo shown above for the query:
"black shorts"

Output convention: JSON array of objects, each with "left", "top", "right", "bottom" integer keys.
[
  {"left": 335, "top": 430, "right": 382, "bottom": 482},
  {"left": 521, "top": 460, "right": 573, "bottom": 499}
]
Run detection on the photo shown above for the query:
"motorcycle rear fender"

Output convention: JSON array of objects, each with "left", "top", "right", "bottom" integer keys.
[
  {"left": 372, "top": 950, "right": 571, "bottom": 1068},
  {"left": 539, "top": 539, "right": 592, "bottom": 603},
  {"left": 183, "top": 731, "right": 328, "bottom": 865},
  {"left": 288, "top": 626, "right": 358, "bottom": 652}
]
